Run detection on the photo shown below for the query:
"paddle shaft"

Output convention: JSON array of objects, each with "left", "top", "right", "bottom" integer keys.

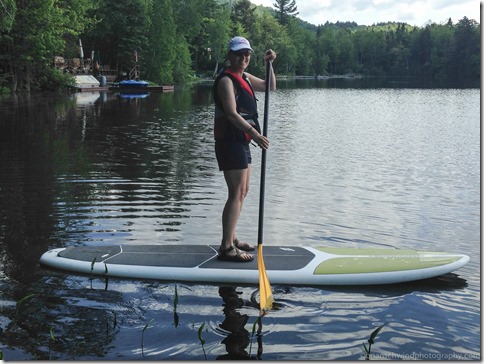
[{"left": 257, "top": 61, "right": 271, "bottom": 245}]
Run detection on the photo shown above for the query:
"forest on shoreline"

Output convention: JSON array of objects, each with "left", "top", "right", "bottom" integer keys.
[{"left": 0, "top": 0, "right": 480, "bottom": 92}]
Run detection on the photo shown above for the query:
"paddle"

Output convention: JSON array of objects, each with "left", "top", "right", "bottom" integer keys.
[{"left": 257, "top": 59, "right": 274, "bottom": 312}]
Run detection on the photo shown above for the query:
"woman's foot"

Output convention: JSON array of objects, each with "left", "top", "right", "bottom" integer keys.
[
  {"left": 233, "top": 238, "right": 255, "bottom": 251},
  {"left": 218, "top": 245, "right": 254, "bottom": 262}
]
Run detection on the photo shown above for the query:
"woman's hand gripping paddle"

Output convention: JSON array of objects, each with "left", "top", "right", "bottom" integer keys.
[{"left": 258, "top": 59, "right": 274, "bottom": 313}]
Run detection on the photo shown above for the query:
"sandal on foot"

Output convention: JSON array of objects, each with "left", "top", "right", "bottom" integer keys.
[
  {"left": 218, "top": 245, "right": 254, "bottom": 262},
  {"left": 234, "top": 238, "right": 255, "bottom": 252}
]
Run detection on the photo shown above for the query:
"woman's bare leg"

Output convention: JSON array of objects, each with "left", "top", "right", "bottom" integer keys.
[{"left": 221, "top": 166, "right": 252, "bottom": 259}]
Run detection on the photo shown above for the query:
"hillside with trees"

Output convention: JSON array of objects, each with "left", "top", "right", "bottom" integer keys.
[{"left": 0, "top": 0, "right": 480, "bottom": 92}]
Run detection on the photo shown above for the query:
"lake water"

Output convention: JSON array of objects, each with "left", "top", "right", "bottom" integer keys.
[{"left": 0, "top": 79, "right": 480, "bottom": 360}]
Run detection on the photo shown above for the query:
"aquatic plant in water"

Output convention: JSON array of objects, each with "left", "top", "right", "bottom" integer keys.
[
  {"left": 141, "top": 318, "right": 155, "bottom": 357},
  {"left": 363, "top": 322, "right": 387, "bottom": 360},
  {"left": 198, "top": 322, "right": 207, "bottom": 360},
  {"left": 173, "top": 284, "right": 179, "bottom": 327}
]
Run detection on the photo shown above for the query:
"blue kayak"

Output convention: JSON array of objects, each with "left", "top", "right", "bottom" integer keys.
[{"left": 119, "top": 79, "right": 149, "bottom": 87}]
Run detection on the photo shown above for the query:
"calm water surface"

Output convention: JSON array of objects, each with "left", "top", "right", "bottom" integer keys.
[{"left": 0, "top": 80, "right": 480, "bottom": 360}]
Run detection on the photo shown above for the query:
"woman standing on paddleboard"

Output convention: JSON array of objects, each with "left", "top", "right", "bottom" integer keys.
[{"left": 213, "top": 36, "right": 276, "bottom": 262}]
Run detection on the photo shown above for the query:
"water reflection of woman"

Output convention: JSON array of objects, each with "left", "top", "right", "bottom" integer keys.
[{"left": 217, "top": 286, "right": 252, "bottom": 360}]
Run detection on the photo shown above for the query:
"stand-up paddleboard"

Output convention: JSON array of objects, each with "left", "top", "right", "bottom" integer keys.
[{"left": 39, "top": 244, "right": 469, "bottom": 286}]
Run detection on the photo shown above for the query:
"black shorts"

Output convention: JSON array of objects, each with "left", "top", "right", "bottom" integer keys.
[{"left": 215, "top": 139, "right": 252, "bottom": 171}]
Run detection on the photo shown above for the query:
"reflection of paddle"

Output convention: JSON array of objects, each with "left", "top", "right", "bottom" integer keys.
[{"left": 257, "top": 60, "right": 274, "bottom": 312}]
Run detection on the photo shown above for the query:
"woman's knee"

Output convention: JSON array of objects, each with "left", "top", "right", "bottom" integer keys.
[
  {"left": 242, "top": 185, "right": 249, "bottom": 199},
  {"left": 225, "top": 170, "right": 249, "bottom": 197},
  {"left": 229, "top": 186, "right": 247, "bottom": 202}
]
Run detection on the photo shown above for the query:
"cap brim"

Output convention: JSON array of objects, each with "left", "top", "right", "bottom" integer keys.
[{"left": 230, "top": 45, "right": 254, "bottom": 52}]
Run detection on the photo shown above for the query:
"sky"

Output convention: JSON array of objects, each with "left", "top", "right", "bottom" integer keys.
[{"left": 250, "top": 0, "right": 481, "bottom": 27}]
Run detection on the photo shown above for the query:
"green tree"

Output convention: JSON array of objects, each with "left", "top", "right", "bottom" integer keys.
[
  {"left": 0, "top": 1, "right": 480, "bottom": 91},
  {"left": 317, "top": 27, "right": 341, "bottom": 74},
  {"left": 58, "top": 0, "right": 99, "bottom": 54},
  {"left": 0, "top": 0, "right": 17, "bottom": 91},
  {"left": 251, "top": 12, "right": 291, "bottom": 76},
  {"left": 451, "top": 17, "right": 480, "bottom": 79},
  {"left": 174, "top": 0, "right": 206, "bottom": 39},
  {"left": 1, "top": 0, "right": 97, "bottom": 91},
  {"left": 286, "top": 19, "right": 316, "bottom": 75},
  {"left": 273, "top": 0, "right": 298, "bottom": 26},
  {"left": 144, "top": 0, "right": 176, "bottom": 84},
  {"left": 205, "top": 4, "right": 232, "bottom": 77},
  {"left": 175, "top": 0, "right": 224, "bottom": 75},
  {"left": 172, "top": 35, "right": 192, "bottom": 84},
  {"left": 384, "top": 23, "right": 411, "bottom": 76},
  {"left": 232, "top": 0, "right": 257, "bottom": 37},
  {"left": 334, "top": 29, "right": 356, "bottom": 74},
  {"left": 409, "top": 25, "right": 432, "bottom": 77},
  {"left": 313, "top": 26, "right": 328, "bottom": 75},
  {"left": 0, "top": 0, "right": 16, "bottom": 32},
  {"left": 429, "top": 22, "right": 454, "bottom": 80},
  {"left": 85, "top": 0, "right": 150, "bottom": 75}
]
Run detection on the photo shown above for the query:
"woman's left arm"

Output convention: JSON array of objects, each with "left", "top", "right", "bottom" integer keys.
[{"left": 247, "top": 49, "right": 277, "bottom": 92}]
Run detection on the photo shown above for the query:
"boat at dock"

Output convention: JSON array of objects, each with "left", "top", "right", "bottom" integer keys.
[
  {"left": 109, "top": 83, "right": 174, "bottom": 92},
  {"left": 73, "top": 75, "right": 109, "bottom": 91},
  {"left": 118, "top": 79, "right": 149, "bottom": 87},
  {"left": 72, "top": 76, "right": 173, "bottom": 93},
  {"left": 57, "top": 55, "right": 174, "bottom": 93}
]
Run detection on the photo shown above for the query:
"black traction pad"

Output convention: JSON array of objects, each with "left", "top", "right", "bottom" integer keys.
[{"left": 58, "top": 245, "right": 315, "bottom": 271}]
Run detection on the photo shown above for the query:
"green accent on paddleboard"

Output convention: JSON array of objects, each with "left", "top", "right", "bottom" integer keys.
[
  {"left": 315, "top": 247, "right": 447, "bottom": 256},
  {"left": 313, "top": 247, "right": 462, "bottom": 274}
]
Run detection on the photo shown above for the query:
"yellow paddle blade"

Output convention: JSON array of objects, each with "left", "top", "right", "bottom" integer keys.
[{"left": 258, "top": 244, "right": 274, "bottom": 311}]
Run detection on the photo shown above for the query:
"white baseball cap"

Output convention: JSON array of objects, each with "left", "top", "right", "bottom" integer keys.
[{"left": 228, "top": 36, "right": 254, "bottom": 52}]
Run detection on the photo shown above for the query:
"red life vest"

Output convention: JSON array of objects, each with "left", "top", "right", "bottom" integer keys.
[{"left": 213, "top": 68, "right": 260, "bottom": 143}]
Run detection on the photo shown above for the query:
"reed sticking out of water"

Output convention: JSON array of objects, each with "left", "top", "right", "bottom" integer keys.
[
  {"left": 88, "top": 257, "right": 109, "bottom": 290},
  {"left": 16, "top": 293, "right": 37, "bottom": 314},
  {"left": 49, "top": 326, "right": 55, "bottom": 341},
  {"left": 363, "top": 322, "right": 387, "bottom": 360},
  {"left": 174, "top": 284, "right": 179, "bottom": 308},
  {"left": 49, "top": 326, "right": 56, "bottom": 360},
  {"left": 103, "top": 263, "right": 109, "bottom": 291},
  {"left": 90, "top": 257, "right": 96, "bottom": 273},
  {"left": 198, "top": 322, "right": 207, "bottom": 360},
  {"left": 89, "top": 257, "right": 96, "bottom": 288},
  {"left": 249, "top": 316, "right": 261, "bottom": 356},
  {"left": 173, "top": 284, "right": 179, "bottom": 327},
  {"left": 141, "top": 318, "right": 155, "bottom": 357}
]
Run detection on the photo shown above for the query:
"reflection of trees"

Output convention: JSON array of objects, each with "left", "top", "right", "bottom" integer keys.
[
  {"left": 2, "top": 281, "right": 121, "bottom": 360},
  {"left": 0, "top": 88, "right": 217, "bottom": 263},
  {"left": 69, "top": 90, "right": 217, "bottom": 236},
  {"left": 90, "top": 90, "right": 214, "bottom": 194},
  {"left": 0, "top": 88, "right": 218, "bottom": 359},
  {"left": 0, "top": 94, "right": 119, "bottom": 359},
  {"left": 0, "top": 94, "right": 90, "bottom": 282}
]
